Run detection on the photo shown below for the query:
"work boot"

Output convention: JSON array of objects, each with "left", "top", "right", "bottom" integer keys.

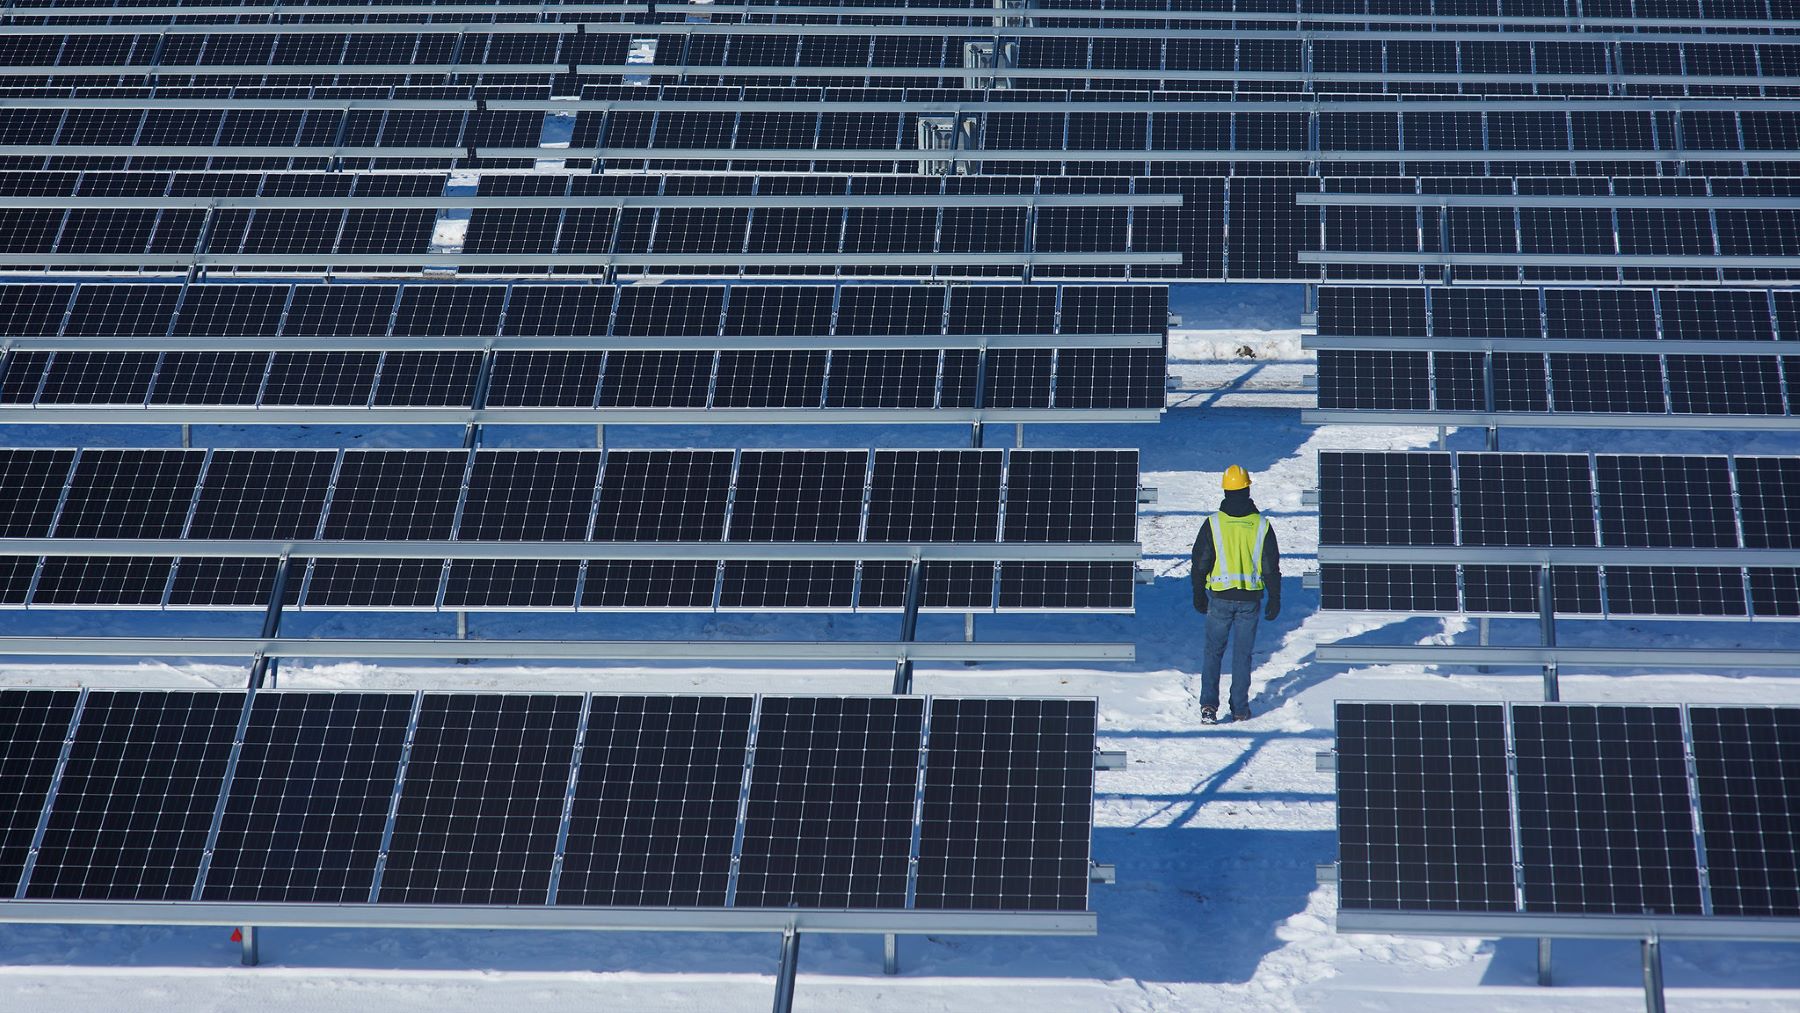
[
  {"left": 1200, "top": 706, "right": 1218, "bottom": 725},
  {"left": 1231, "top": 708, "right": 1252, "bottom": 722}
]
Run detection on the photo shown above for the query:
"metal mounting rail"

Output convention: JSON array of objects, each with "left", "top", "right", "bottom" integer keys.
[
  {"left": 1316, "top": 645, "right": 1800, "bottom": 669},
  {"left": 10, "top": 0, "right": 1800, "bottom": 34},
  {"left": 0, "top": 252, "right": 1178, "bottom": 269},
  {"left": 0, "top": 900, "right": 1095, "bottom": 935},
  {"left": 1, "top": 333, "right": 1163, "bottom": 353},
  {"left": 1301, "top": 193, "right": 1800, "bottom": 210},
  {"left": 1302, "top": 252, "right": 1800, "bottom": 270},
  {"left": 2, "top": 62, "right": 1792, "bottom": 89},
  {"left": 1, "top": 194, "right": 1179, "bottom": 211},
  {"left": 0, "top": 539, "right": 1143, "bottom": 563},
  {"left": 1302, "top": 410, "right": 1800, "bottom": 432},
  {"left": 0, "top": 407, "right": 1163, "bottom": 426},
  {"left": 3, "top": 143, "right": 1796, "bottom": 164},
  {"left": 0, "top": 636, "right": 1135, "bottom": 663},
  {"left": 1318, "top": 546, "right": 1800, "bottom": 566},
  {"left": 1303, "top": 335, "right": 1794, "bottom": 356},
  {"left": 1334, "top": 910, "right": 1800, "bottom": 942},
  {"left": 6, "top": 96, "right": 1800, "bottom": 114}
]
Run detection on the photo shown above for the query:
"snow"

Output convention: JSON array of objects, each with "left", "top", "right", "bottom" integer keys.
[{"left": 1, "top": 283, "right": 1796, "bottom": 1011}]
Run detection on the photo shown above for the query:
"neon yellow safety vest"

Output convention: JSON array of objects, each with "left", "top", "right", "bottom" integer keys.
[{"left": 1206, "top": 511, "right": 1269, "bottom": 592}]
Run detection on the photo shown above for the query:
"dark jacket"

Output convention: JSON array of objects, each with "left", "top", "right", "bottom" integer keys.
[{"left": 1192, "top": 489, "right": 1281, "bottom": 613}]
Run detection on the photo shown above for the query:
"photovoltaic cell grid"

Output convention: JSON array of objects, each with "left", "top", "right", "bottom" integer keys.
[
  {"left": 736, "top": 696, "right": 923, "bottom": 909},
  {"left": 1336, "top": 702, "right": 1800, "bottom": 920},
  {"left": 1334, "top": 703, "right": 1515, "bottom": 913},
  {"left": 0, "top": 690, "right": 1100, "bottom": 915},
  {"left": 1319, "top": 451, "right": 1799, "bottom": 619},
  {"left": 0, "top": 282, "right": 1166, "bottom": 341}
]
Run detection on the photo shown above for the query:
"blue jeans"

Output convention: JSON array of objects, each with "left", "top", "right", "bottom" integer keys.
[{"left": 1201, "top": 596, "right": 1261, "bottom": 714}]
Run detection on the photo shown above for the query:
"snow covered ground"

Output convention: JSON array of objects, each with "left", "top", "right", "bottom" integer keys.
[{"left": 1, "top": 283, "right": 1796, "bottom": 1012}]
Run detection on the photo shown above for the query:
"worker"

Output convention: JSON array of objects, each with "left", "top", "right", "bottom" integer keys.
[{"left": 1191, "top": 464, "right": 1281, "bottom": 724}]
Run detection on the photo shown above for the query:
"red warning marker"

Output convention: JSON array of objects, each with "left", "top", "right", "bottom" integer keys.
[{"left": 230, "top": 928, "right": 243, "bottom": 943}]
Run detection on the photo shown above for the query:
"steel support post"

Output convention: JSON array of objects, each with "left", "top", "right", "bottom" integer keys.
[
  {"left": 1642, "top": 936, "right": 1666, "bottom": 1013},
  {"left": 963, "top": 612, "right": 977, "bottom": 667},
  {"left": 771, "top": 927, "right": 801, "bottom": 1013},
  {"left": 181, "top": 424, "right": 191, "bottom": 449},
  {"left": 246, "top": 556, "right": 293, "bottom": 690},
  {"left": 883, "top": 933, "right": 898, "bottom": 975},
  {"left": 1537, "top": 937, "right": 1551, "bottom": 986},
  {"left": 456, "top": 611, "right": 469, "bottom": 666},
  {"left": 1436, "top": 425, "right": 1447, "bottom": 451},
  {"left": 240, "top": 925, "right": 258, "bottom": 966},
  {"left": 1486, "top": 427, "right": 1500, "bottom": 452},
  {"left": 1015, "top": 421, "right": 1024, "bottom": 447},
  {"left": 892, "top": 559, "right": 924, "bottom": 695},
  {"left": 595, "top": 423, "right": 605, "bottom": 449},
  {"left": 1477, "top": 616, "right": 1491, "bottom": 674},
  {"left": 1538, "top": 566, "right": 1559, "bottom": 702}
]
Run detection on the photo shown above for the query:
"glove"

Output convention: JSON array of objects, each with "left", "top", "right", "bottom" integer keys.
[
  {"left": 1194, "top": 593, "right": 1208, "bottom": 613},
  {"left": 1264, "top": 600, "right": 1280, "bottom": 621}
]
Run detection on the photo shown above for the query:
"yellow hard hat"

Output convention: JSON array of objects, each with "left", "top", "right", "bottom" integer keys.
[{"left": 1222, "top": 465, "right": 1251, "bottom": 491}]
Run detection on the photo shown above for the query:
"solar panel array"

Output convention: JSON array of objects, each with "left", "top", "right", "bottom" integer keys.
[
  {"left": 1335, "top": 701, "right": 1800, "bottom": 925},
  {"left": 0, "top": 688, "right": 1098, "bottom": 916},
  {"left": 0, "top": 447, "right": 1142, "bottom": 612},
  {"left": 1317, "top": 450, "right": 1800, "bottom": 619}
]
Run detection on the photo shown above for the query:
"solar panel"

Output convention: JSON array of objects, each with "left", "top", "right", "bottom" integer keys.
[
  {"left": 915, "top": 697, "right": 1095, "bottom": 912},
  {"left": 1319, "top": 452, "right": 1455, "bottom": 547},
  {"left": 718, "top": 561, "right": 859, "bottom": 610},
  {"left": 1688, "top": 706, "right": 1800, "bottom": 918},
  {"left": 301, "top": 559, "right": 446, "bottom": 611},
  {"left": 1339, "top": 705, "right": 1519, "bottom": 910},
  {"left": 322, "top": 450, "right": 467, "bottom": 541},
  {"left": 578, "top": 560, "right": 719, "bottom": 611},
  {"left": 1456, "top": 454, "right": 1596, "bottom": 547},
  {"left": 1511, "top": 705, "right": 1705, "bottom": 916},
  {"left": 0, "top": 689, "right": 80, "bottom": 897},
  {"left": 457, "top": 451, "right": 602, "bottom": 542},
  {"left": 866, "top": 450, "right": 1002, "bottom": 543},
  {"left": 31, "top": 556, "right": 174, "bottom": 608},
  {"left": 202, "top": 692, "right": 415, "bottom": 903},
  {"left": 1595, "top": 455, "right": 1739, "bottom": 549},
  {"left": 592, "top": 450, "right": 734, "bottom": 542},
  {"left": 1003, "top": 450, "right": 1138, "bottom": 544},
  {"left": 25, "top": 690, "right": 242, "bottom": 901},
  {"left": 735, "top": 696, "right": 923, "bottom": 909},
  {"left": 166, "top": 557, "right": 282, "bottom": 610},
  {"left": 53, "top": 449, "right": 205, "bottom": 539},
  {"left": 261, "top": 352, "right": 380, "bottom": 407},
  {"left": 727, "top": 450, "right": 867, "bottom": 543},
  {"left": 555, "top": 695, "right": 754, "bottom": 907},
  {"left": 377, "top": 693, "right": 582, "bottom": 905},
  {"left": 187, "top": 450, "right": 336, "bottom": 540},
  {"left": 0, "top": 449, "right": 76, "bottom": 537},
  {"left": 442, "top": 560, "right": 583, "bottom": 610}
]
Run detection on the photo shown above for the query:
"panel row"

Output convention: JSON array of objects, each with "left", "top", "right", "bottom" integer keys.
[
  {"left": 1, "top": 0, "right": 1787, "bottom": 26},
  {"left": 1321, "top": 561, "right": 1800, "bottom": 619},
  {"left": 1319, "top": 285, "right": 1800, "bottom": 341},
  {"left": 1336, "top": 701, "right": 1800, "bottom": 919},
  {"left": 0, "top": 689, "right": 1096, "bottom": 911},
  {"left": 0, "top": 556, "right": 1137, "bottom": 612},
  {"left": 1319, "top": 450, "right": 1799, "bottom": 549},
  {"left": 0, "top": 280, "right": 1167, "bottom": 339},
  {"left": 1321, "top": 191, "right": 1800, "bottom": 260},
  {"left": 7, "top": 31, "right": 1800, "bottom": 96},
  {"left": 0, "top": 176, "right": 1269, "bottom": 280},
  {"left": 1318, "top": 349, "right": 1800, "bottom": 418},
  {"left": 9, "top": 102, "right": 1800, "bottom": 167},
  {"left": 0, "top": 195, "right": 1155, "bottom": 270},
  {"left": 0, "top": 447, "right": 1143, "bottom": 544},
  {"left": 0, "top": 347, "right": 1168, "bottom": 413}
]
